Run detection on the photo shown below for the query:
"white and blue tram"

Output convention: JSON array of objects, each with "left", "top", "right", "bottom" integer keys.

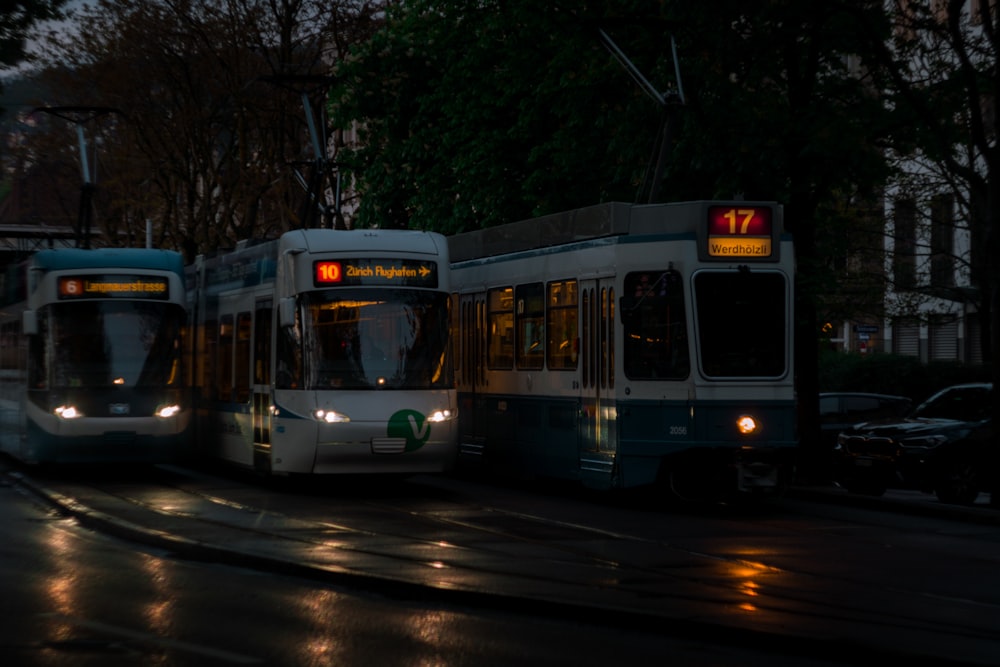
[
  {"left": 186, "top": 228, "right": 457, "bottom": 475},
  {"left": 449, "top": 201, "right": 796, "bottom": 501},
  {"left": 0, "top": 247, "right": 190, "bottom": 464}
]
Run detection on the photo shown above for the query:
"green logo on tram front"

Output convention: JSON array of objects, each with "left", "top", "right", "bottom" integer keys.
[{"left": 388, "top": 409, "right": 431, "bottom": 451}]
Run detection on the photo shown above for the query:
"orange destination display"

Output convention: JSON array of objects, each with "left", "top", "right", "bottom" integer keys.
[
  {"left": 57, "top": 275, "right": 170, "bottom": 300},
  {"left": 314, "top": 258, "right": 438, "bottom": 288},
  {"left": 706, "top": 206, "right": 773, "bottom": 259}
]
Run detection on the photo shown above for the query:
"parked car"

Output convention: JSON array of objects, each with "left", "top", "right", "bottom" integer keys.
[
  {"left": 819, "top": 392, "right": 913, "bottom": 450},
  {"left": 834, "top": 383, "right": 996, "bottom": 505}
]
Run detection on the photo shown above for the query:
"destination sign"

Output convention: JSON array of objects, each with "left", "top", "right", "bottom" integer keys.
[
  {"left": 58, "top": 275, "right": 170, "bottom": 300},
  {"left": 706, "top": 206, "right": 774, "bottom": 259},
  {"left": 314, "top": 259, "right": 438, "bottom": 288}
]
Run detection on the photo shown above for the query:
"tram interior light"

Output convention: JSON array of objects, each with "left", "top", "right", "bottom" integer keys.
[
  {"left": 54, "top": 405, "right": 83, "bottom": 419},
  {"left": 315, "top": 409, "right": 350, "bottom": 423},
  {"left": 736, "top": 415, "right": 758, "bottom": 435}
]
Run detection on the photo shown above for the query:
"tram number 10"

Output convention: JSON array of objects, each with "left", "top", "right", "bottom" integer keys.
[{"left": 315, "top": 261, "right": 343, "bottom": 283}]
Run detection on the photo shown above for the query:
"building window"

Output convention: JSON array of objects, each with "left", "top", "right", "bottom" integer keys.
[
  {"left": 929, "top": 314, "right": 958, "bottom": 360},
  {"left": 893, "top": 317, "right": 920, "bottom": 357},
  {"left": 893, "top": 198, "right": 917, "bottom": 290},
  {"left": 930, "top": 194, "right": 954, "bottom": 288}
]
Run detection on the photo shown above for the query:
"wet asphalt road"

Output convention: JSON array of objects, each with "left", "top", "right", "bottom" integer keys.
[{"left": 2, "top": 459, "right": 999, "bottom": 666}]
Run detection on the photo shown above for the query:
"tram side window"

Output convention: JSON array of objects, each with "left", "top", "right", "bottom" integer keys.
[
  {"left": 217, "top": 315, "right": 234, "bottom": 401},
  {"left": 199, "top": 316, "right": 217, "bottom": 398},
  {"left": 0, "top": 321, "right": 20, "bottom": 380},
  {"left": 547, "top": 280, "right": 578, "bottom": 370},
  {"left": 487, "top": 287, "right": 514, "bottom": 369},
  {"left": 621, "top": 270, "right": 689, "bottom": 380},
  {"left": 235, "top": 311, "right": 252, "bottom": 403},
  {"left": 254, "top": 303, "right": 271, "bottom": 386},
  {"left": 27, "top": 311, "right": 47, "bottom": 389},
  {"left": 275, "top": 305, "right": 302, "bottom": 389},
  {"left": 515, "top": 283, "right": 544, "bottom": 369}
]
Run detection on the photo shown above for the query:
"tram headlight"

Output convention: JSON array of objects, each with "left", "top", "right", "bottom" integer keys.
[
  {"left": 314, "top": 409, "right": 350, "bottom": 423},
  {"left": 736, "top": 415, "right": 758, "bottom": 435},
  {"left": 155, "top": 404, "right": 181, "bottom": 418},
  {"left": 427, "top": 409, "right": 454, "bottom": 423},
  {"left": 54, "top": 405, "right": 83, "bottom": 420}
]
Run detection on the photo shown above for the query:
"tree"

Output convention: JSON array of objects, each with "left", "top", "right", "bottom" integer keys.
[
  {"left": 857, "top": 1, "right": 998, "bottom": 366},
  {"left": 329, "top": 1, "right": 673, "bottom": 232},
  {"left": 0, "top": 0, "right": 69, "bottom": 75},
  {"left": 24, "top": 0, "right": 382, "bottom": 257},
  {"left": 848, "top": 0, "right": 1000, "bottom": 502}
]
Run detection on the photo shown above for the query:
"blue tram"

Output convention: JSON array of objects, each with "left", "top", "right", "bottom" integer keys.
[
  {"left": 0, "top": 247, "right": 190, "bottom": 464},
  {"left": 448, "top": 201, "right": 796, "bottom": 501}
]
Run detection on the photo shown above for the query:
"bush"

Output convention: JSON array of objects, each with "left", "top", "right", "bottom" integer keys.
[{"left": 818, "top": 351, "right": 991, "bottom": 404}]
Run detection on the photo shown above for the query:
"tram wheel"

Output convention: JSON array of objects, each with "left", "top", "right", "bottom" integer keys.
[{"left": 663, "top": 458, "right": 722, "bottom": 504}]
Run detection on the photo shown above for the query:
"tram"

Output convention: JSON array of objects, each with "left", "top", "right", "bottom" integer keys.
[
  {"left": 449, "top": 201, "right": 796, "bottom": 501},
  {"left": 0, "top": 247, "right": 190, "bottom": 464},
  {"left": 186, "top": 228, "right": 457, "bottom": 475}
]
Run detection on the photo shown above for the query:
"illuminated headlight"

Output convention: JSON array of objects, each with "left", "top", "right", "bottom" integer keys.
[
  {"left": 54, "top": 405, "right": 83, "bottom": 419},
  {"left": 155, "top": 404, "right": 181, "bottom": 418},
  {"left": 736, "top": 415, "right": 758, "bottom": 435},
  {"left": 427, "top": 409, "right": 454, "bottom": 423},
  {"left": 315, "top": 409, "right": 350, "bottom": 423}
]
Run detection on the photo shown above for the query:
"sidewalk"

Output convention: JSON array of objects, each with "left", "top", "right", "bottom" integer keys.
[{"left": 789, "top": 480, "right": 1000, "bottom": 524}]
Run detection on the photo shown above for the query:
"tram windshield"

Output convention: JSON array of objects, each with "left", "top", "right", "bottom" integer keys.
[
  {"left": 295, "top": 289, "right": 451, "bottom": 390},
  {"left": 694, "top": 271, "right": 787, "bottom": 378},
  {"left": 33, "top": 301, "right": 185, "bottom": 389}
]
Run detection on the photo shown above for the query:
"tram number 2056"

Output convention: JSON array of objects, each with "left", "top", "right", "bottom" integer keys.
[{"left": 669, "top": 426, "right": 688, "bottom": 436}]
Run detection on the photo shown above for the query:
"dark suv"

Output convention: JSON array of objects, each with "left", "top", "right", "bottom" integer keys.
[{"left": 834, "top": 383, "right": 996, "bottom": 505}]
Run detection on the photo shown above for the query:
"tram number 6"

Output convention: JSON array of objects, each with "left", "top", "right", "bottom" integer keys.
[{"left": 60, "top": 278, "right": 83, "bottom": 296}]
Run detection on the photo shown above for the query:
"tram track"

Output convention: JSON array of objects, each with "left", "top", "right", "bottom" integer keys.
[{"left": 7, "top": 461, "right": 1000, "bottom": 667}]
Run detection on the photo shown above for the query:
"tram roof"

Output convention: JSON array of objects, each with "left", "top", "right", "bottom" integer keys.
[
  {"left": 281, "top": 228, "right": 447, "bottom": 257},
  {"left": 447, "top": 201, "right": 756, "bottom": 263},
  {"left": 31, "top": 246, "right": 185, "bottom": 275},
  {"left": 447, "top": 202, "right": 625, "bottom": 263}
]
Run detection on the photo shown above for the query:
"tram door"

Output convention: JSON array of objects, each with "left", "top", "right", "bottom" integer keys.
[
  {"left": 457, "top": 293, "right": 487, "bottom": 461},
  {"left": 251, "top": 298, "right": 272, "bottom": 472},
  {"left": 578, "top": 277, "right": 616, "bottom": 488}
]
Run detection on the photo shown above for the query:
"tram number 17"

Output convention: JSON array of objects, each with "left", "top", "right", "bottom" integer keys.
[{"left": 721, "top": 209, "right": 757, "bottom": 235}]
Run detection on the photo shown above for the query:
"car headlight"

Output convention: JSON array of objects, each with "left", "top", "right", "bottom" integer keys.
[{"left": 900, "top": 434, "right": 950, "bottom": 448}]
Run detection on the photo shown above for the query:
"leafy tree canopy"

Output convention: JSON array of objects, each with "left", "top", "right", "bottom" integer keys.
[
  {"left": 330, "top": 0, "right": 901, "bottom": 239},
  {"left": 0, "top": 1, "right": 70, "bottom": 72}
]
